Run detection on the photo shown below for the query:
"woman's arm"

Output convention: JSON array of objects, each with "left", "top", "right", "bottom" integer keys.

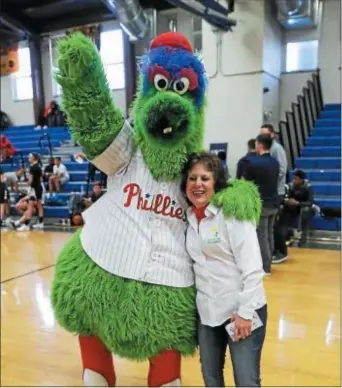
[{"left": 227, "top": 219, "right": 265, "bottom": 321}]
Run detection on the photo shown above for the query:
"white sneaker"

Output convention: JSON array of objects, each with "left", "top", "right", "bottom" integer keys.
[
  {"left": 162, "top": 378, "right": 181, "bottom": 386},
  {"left": 83, "top": 369, "right": 109, "bottom": 386},
  {"left": 16, "top": 224, "right": 30, "bottom": 231},
  {"left": 32, "top": 223, "right": 44, "bottom": 229}
]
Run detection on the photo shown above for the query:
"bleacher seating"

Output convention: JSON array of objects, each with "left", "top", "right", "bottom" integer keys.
[
  {"left": 1, "top": 125, "right": 99, "bottom": 220},
  {"left": 291, "top": 103, "right": 341, "bottom": 231}
]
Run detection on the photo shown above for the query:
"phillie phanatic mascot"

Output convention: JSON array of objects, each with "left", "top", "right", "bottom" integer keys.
[{"left": 51, "top": 31, "right": 261, "bottom": 387}]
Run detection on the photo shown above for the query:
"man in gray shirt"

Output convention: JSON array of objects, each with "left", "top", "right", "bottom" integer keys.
[
  {"left": 260, "top": 124, "right": 287, "bottom": 196},
  {"left": 260, "top": 124, "right": 288, "bottom": 264}
]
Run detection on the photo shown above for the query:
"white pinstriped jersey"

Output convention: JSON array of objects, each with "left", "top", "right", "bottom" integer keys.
[{"left": 80, "top": 121, "right": 195, "bottom": 288}]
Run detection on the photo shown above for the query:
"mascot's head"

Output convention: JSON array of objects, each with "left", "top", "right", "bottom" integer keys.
[{"left": 132, "top": 32, "right": 207, "bottom": 181}]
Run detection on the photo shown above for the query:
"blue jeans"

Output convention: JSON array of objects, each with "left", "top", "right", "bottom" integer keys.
[{"left": 197, "top": 304, "right": 267, "bottom": 387}]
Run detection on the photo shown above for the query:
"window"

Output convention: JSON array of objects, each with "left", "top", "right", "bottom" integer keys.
[
  {"left": 100, "top": 29, "right": 125, "bottom": 90},
  {"left": 192, "top": 16, "right": 202, "bottom": 53},
  {"left": 12, "top": 47, "right": 33, "bottom": 100},
  {"left": 286, "top": 40, "right": 318, "bottom": 72},
  {"left": 50, "top": 36, "right": 64, "bottom": 97},
  {"left": 50, "top": 29, "right": 125, "bottom": 95}
]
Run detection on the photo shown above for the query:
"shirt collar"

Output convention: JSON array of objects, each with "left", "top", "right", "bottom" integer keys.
[{"left": 186, "top": 203, "right": 220, "bottom": 218}]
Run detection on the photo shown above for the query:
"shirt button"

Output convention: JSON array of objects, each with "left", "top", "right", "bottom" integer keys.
[
  {"left": 151, "top": 252, "right": 159, "bottom": 260},
  {"left": 155, "top": 219, "right": 161, "bottom": 227},
  {"left": 160, "top": 183, "right": 168, "bottom": 190}
]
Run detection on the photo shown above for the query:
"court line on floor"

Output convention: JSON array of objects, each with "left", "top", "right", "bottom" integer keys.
[{"left": 1, "top": 264, "right": 56, "bottom": 284}]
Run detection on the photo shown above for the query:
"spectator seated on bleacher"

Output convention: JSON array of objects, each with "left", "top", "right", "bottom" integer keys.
[
  {"left": 0, "top": 135, "right": 16, "bottom": 163},
  {"left": 0, "top": 110, "right": 12, "bottom": 131},
  {"left": 68, "top": 182, "right": 105, "bottom": 226},
  {"left": 83, "top": 182, "right": 104, "bottom": 209},
  {"left": 4, "top": 168, "right": 25, "bottom": 192},
  {"left": 43, "top": 157, "right": 55, "bottom": 184},
  {"left": 273, "top": 170, "right": 314, "bottom": 262},
  {"left": 48, "top": 157, "right": 70, "bottom": 195},
  {"left": 35, "top": 100, "right": 67, "bottom": 130}
]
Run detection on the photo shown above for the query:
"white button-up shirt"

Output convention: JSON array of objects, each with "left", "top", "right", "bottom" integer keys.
[
  {"left": 186, "top": 205, "right": 267, "bottom": 326},
  {"left": 80, "top": 121, "right": 194, "bottom": 288}
]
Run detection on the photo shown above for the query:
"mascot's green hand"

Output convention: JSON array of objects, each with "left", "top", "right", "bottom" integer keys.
[
  {"left": 211, "top": 179, "right": 262, "bottom": 223},
  {"left": 55, "top": 32, "right": 124, "bottom": 160}
]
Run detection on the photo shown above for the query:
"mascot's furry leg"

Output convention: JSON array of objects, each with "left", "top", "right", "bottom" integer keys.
[
  {"left": 80, "top": 335, "right": 180, "bottom": 387},
  {"left": 79, "top": 335, "right": 116, "bottom": 386}
]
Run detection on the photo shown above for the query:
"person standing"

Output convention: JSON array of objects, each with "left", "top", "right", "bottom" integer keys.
[
  {"left": 244, "top": 135, "right": 279, "bottom": 276},
  {"left": 236, "top": 139, "right": 256, "bottom": 179},
  {"left": 182, "top": 152, "right": 267, "bottom": 387},
  {"left": 11, "top": 153, "right": 44, "bottom": 231},
  {"left": 260, "top": 124, "right": 288, "bottom": 264}
]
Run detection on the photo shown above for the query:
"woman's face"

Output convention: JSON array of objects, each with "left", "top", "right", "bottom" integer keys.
[{"left": 186, "top": 162, "right": 215, "bottom": 208}]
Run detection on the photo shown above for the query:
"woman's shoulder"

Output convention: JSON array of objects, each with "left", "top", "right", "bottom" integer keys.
[{"left": 210, "top": 179, "right": 261, "bottom": 223}]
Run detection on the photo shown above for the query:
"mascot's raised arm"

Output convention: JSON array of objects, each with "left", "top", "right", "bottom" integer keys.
[{"left": 51, "top": 31, "right": 261, "bottom": 387}]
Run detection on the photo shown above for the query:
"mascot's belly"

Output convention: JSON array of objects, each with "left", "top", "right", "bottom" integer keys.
[{"left": 51, "top": 229, "right": 197, "bottom": 361}]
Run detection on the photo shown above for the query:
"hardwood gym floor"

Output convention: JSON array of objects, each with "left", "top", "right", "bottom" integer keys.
[{"left": 0, "top": 230, "right": 340, "bottom": 387}]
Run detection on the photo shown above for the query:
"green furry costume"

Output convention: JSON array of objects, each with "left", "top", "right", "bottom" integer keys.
[{"left": 51, "top": 31, "right": 261, "bottom": 363}]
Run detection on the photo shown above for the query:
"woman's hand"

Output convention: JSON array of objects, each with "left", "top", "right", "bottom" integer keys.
[{"left": 232, "top": 313, "right": 252, "bottom": 342}]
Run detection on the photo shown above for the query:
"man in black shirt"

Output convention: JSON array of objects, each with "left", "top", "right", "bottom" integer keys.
[
  {"left": 43, "top": 157, "right": 55, "bottom": 183},
  {"left": 274, "top": 170, "right": 314, "bottom": 261},
  {"left": 236, "top": 139, "right": 256, "bottom": 179},
  {"left": 83, "top": 182, "right": 104, "bottom": 209},
  {"left": 244, "top": 135, "right": 280, "bottom": 275}
]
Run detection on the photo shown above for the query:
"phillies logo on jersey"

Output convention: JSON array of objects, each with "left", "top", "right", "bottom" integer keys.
[{"left": 123, "top": 183, "right": 186, "bottom": 221}]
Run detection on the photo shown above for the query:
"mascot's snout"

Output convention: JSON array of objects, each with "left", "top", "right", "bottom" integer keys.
[{"left": 145, "top": 92, "right": 194, "bottom": 140}]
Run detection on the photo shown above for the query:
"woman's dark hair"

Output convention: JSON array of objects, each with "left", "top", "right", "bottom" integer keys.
[
  {"left": 180, "top": 152, "right": 229, "bottom": 204},
  {"left": 30, "top": 152, "right": 42, "bottom": 167}
]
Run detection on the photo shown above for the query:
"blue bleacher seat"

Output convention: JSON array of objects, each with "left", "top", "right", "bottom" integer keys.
[
  {"left": 312, "top": 128, "right": 341, "bottom": 137},
  {"left": 311, "top": 182, "right": 341, "bottom": 196},
  {"left": 302, "top": 146, "right": 341, "bottom": 157},
  {"left": 295, "top": 157, "right": 341, "bottom": 170},
  {"left": 307, "top": 136, "right": 341, "bottom": 146},
  {"left": 315, "top": 118, "right": 340, "bottom": 127}
]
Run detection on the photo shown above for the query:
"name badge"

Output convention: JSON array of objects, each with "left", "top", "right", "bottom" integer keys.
[{"left": 206, "top": 226, "right": 221, "bottom": 244}]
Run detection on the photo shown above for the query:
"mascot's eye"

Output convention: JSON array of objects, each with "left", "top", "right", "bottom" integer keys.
[
  {"left": 173, "top": 77, "right": 190, "bottom": 95},
  {"left": 154, "top": 74, "right": 169, "bottom": 91}
]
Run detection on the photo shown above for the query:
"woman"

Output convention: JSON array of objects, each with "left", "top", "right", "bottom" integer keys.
[
  {"left": 181, "top": 152, "right": 267, "bottom": 387},
  {"left": 12, "top": 153, "right": 44, "bottom": 231}
]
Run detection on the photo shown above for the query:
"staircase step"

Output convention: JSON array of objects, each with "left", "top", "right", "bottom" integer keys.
[
  {"left": 296, "top": 157, "right": 341, "bottom": 169},
  {"left": 312, "top": 128, "right": 341, "bottom": 137},
  {"left": 320, "top": 111, "right": 341, "bottom": 119},
  {"left": 307, "top": 136, "right": 341, "bottom": 146},
  {"left": 302, "top": 146, "right": 341, "bottom": 157},
  {"left": 311, "top": 182, "right": 341, "bottom": 196},
  {"left": 315, "top": 197, "right": 341, "bottom": 209},
  {"left": 324, "top": 103, "right": 341, "bottom": 111},
  {"left": 315, "top": 119, "right": 341, "bottom": 127}
]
